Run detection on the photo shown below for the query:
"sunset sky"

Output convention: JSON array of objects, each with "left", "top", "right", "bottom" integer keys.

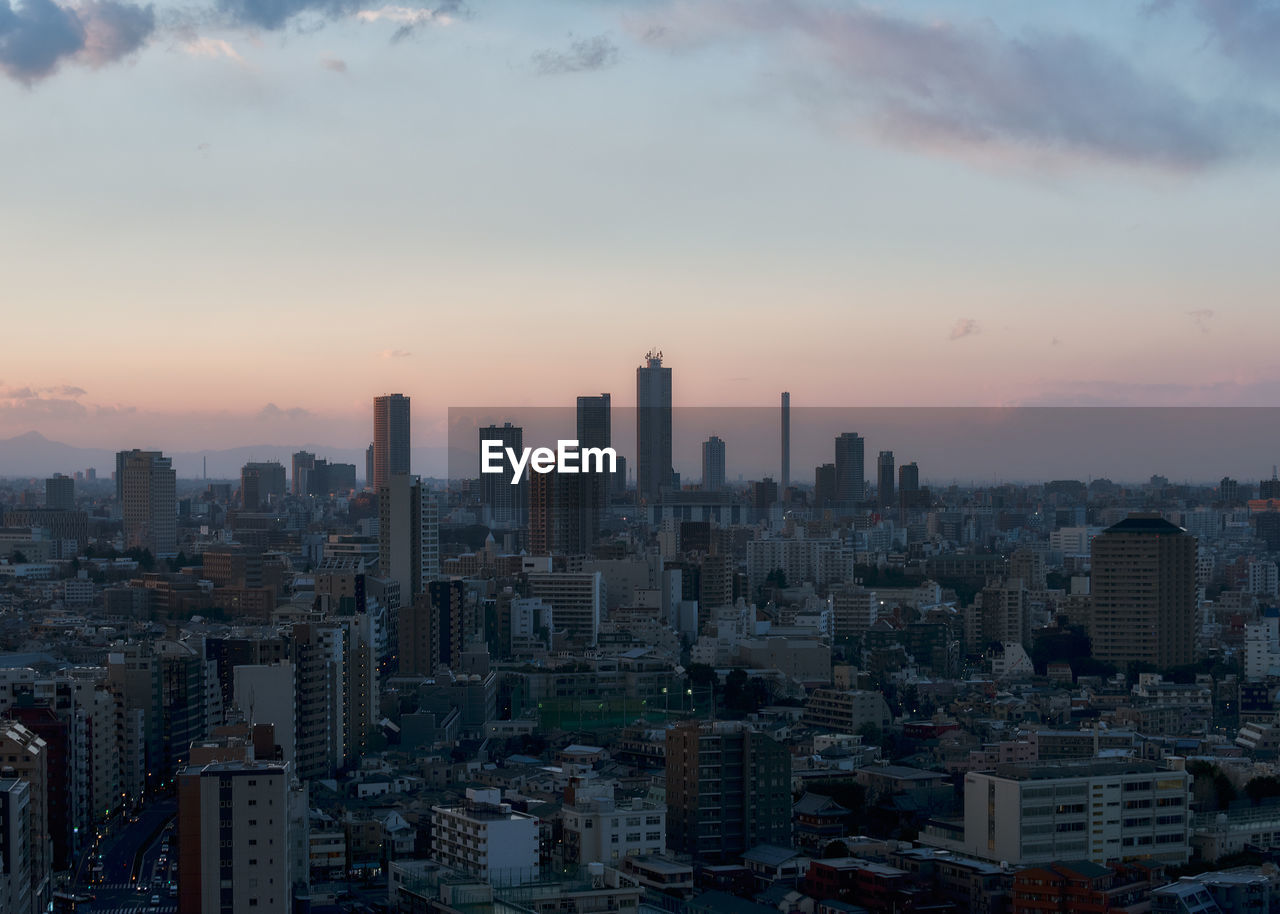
[{"left": 3, "top": 0, "right": 1279, "bottom": 452}]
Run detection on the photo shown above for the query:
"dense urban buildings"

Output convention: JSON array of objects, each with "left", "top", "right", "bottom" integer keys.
[{"left": 3, "top": 398, "right": 1280, "bottom": 914}]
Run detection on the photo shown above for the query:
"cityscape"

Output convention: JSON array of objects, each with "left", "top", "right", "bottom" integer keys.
[
  {"left": 6, "top": 0, "right": 1280, "bottom": 912},
  {"left": 1, "top": 356, "right": 1280, "bottom": 914}
]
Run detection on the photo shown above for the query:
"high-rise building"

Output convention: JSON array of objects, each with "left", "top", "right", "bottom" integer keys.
[
  {"left": 577, "top": 392, "right": 612, "bottom": 529},
  {"left": 814, "top": 463, "right": 837, "bottom": 512},
  {"left": 665, "top": 721, "right": 792, "bottom": 863},
  {"left": 241, "top": 461, "right": 286, "bottom": 510},
  {"left": 479, "top": 423, "right": 527, "bottom": 528},
  {"left": 701, "top": 436, "right": 726, "bottom": 492},
  {"left": 365, "top": 443, "right": 374, "bottom": 490},
  {"left": 877, "top": 450, "right": 894, "bottom": 511},
  {"left": 636, "top": 351, "right": 673, "bottom": 503},
  {"left": 1090, "top": 514, "right": 1197, "bottom": 670},
  {"left": 44, "top": 474, "right": 73, "bottom": 510},
  {"left": 119, "top": 449, "right": 177, "bottom": 557},
  {"left": 0, "top": 778, "right": 33, "bottom": 914},
  {"left": 526, "top": 470, "right": 597, "bottom": 556},
  {"left": 780, "top": 392, "right": 790, "bottom": 490},
  {"left": 400, "top": 579, "right": 471, "bottom": 675},
  {"left": 834, "top": 433, "right": 865, "bottom": 507},
  {"left": 373, "top": 394, "right": 411, "bottom": 491},
  {"left": 0, "top": 723, "right": 50, "bottom": 912},
  {"left": 291, "top": 451, "right": 316, "bottom": 496},
  {"left": 377, "top": 475, "right": 438, "bottom": 600},
  {"left": 576, "top": 393, "right": 611, "bottom": 450},
  {"left": 177, "top": 759, "right": 307, "bottom": 914},
  {"left": 528, "top": 572, "right": 604, "bottom": 647}
]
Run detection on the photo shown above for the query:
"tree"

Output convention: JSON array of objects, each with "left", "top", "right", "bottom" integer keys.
[
  {"left": 1245, "top": 775, "right": 1280, "bottom": 806},
  {"left": 822, "top": 840, "right": 851, "bottom": 859}
]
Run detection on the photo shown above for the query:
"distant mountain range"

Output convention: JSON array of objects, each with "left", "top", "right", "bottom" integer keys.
[{"left": 0, "top": 431, "right": 449, "bottom": 480}]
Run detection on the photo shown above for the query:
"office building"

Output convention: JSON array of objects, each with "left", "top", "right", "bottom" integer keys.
[
  {"left": 365, "top": 443, "right": 374, "bottom": 490},
  {"left": 291, "top": 451, "right": 315, "bottom": 496},
  {"left": 378, "top": 474, "right": 438, "bottom": 600},
  {"left": 780, "top": 391, "right": 790, "bottom": 489},
  {"left": 0, "top": 779, "right": 32, "bottom": 914},
  {"left": 177, "top": 760, "right": 306, "bottom": 914},
  {"left": 702, "top": 436, "right": 725, "bottom": 492},
  {"left": 834, "top": 433, "right": 865, "bottom": 507},
  {"left": 373, "top": 393, "right": 411, "bottom": 491},
  {"left": 44, "top": 474, "right": 73, "bottom": 510},
  {"left": 577, "top": 392, "right": 613, "bottom": 528},
  {"left": 241, "top": 461, "right": 286, "bottom": 510},
  {"left": 431, "top": 788, "right": 539, "bottom": 883},
  {"left": 1090, "top": 514, "right": 1197, "bottom": 670},
  {"left": 636, "top": 350, "right": 673, "bottom": 503},
  {"left": 528, "top": 572, "right": 604, "bottom": 647},
  {"left": 814, "top": 463, "right": 837, "bottom": 512},
  {"left": 877, "top": 450, "right": 894, "bottom": 511},
  {"left": 479, "top": 422, "right": 527, "bottom": 528},
  {"left": 119, "top": 449, "right": 177, "bottom": 557},
  {"left": 942, "top": 759, "right": 1191, "bottom": 867},
  {"left": 665, "top": 720, "right": 792, "bottom": 863}
]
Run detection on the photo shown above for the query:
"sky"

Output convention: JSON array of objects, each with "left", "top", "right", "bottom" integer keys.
[{"left": 2, "top": 0, "right": 1280, "bottom": 454}]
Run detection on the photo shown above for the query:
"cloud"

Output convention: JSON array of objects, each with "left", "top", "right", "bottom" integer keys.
[
  {"left": 1188, "top": 308, "right": 1214, "bottom": 332},
  {"left": 1186, "top": 0, "right": 1280, "bottom": 78},
  {"left": 533, "top": 33, "right": 618, "bottom": 75},
  {"left": 379, "top": 349, "right": 412, "bottom": 359},
  {"left": 319, "top": 54, "right": 344, "bottom": 71},
  {"left": 258, "top": 402, "right": 312, "bottom": 420},
  {"left": 631, "top": 0, "right": 1257, "bottom": 170},
  {"left": 354, "top": 2, "right": 461, "bottom": 42},
  {"left": 949, "top": 318, "right": 980, "bottom": 340},
  {"left": 0, "top": 0, "right": 153, "bottom": 83},
  {"left": 181, "top": 35, "right": 243, "bottom": 63}
]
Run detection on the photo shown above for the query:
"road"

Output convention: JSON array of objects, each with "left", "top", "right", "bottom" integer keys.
[{"left": 73, "top": 799, "right": 177, "bottom": 914}]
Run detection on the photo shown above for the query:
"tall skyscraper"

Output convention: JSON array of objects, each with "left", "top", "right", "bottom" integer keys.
[
  {"left": 240, "top": 461, "right": 286, "bottom": 510},
  {"left": 702, "top": 436, "right": 726, "bottom": 492},
  {"left": 898, "top": 461, "right": 919, "bottom": 495},
  {"left": 373, "top": 393, "right": 411, "bottom": 491},
  {"left": 834, "top": 432, "right": 865, "bottom": 507},
  {"left": 44, "top": 473, "right": 74, "bottom": 510},
  {"left": 780, "top": 392, "right": 790, "bottom": 489},
  {"left": 1090, "top": 513, "right": 1197, "bottom": 670},
  {"left": 576, "top": 393, "right": 611, "bottom": 449},
  {"left": 378, "top": 474, "right": 439, "bottom": 600},
  {"left": 120, "top": 449, "right": 177, "bottom": 557},
  {"left": 291, "top": 451, "right": 316, "bottom": 496},
  {"left": 479, "top": 422, "right": 527, "bottom": 528},
  {"left": 576, "top": 392, "right": 611, "bottom": 537},
  {"left": 365, "top": 443, "right": 374, "bottom": 490},
  {"left": 636, "top": 351, "right": 672, "bottom": 503},
  {"left": 877, "top": 450, "right": 895, "bottom": 511},
  {"left": 665, "top": 721, "right": 792, "bottom": 863},
  {"left": 814, "top": 463, "right": 837, "bottom": 512}
]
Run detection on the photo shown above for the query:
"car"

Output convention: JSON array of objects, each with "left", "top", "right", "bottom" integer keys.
[{"left": 151, "top": 895, "right": 161, "bottom": 906}]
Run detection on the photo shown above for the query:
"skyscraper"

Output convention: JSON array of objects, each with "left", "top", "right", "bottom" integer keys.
[
  {"left": 120, "top": 449, "right": 177, "bottom": 557},
  {"left": 877, "top": 450, "right": 894, "bottom": 511},
  {"left": 240, "top": 461, "right": 286, "bottom": 510},
  {"left": 44, "top": 473, "right": 74, "bottom": 510},
  {"left": 576, "top": 392, "right": 611, "bottom": 536},
  {"left": 365, "top": 443, "right": 374, "bottom": 490},
  {"left": 378, "top": 474, "right": 439, "bottom": 600},
  {"left": 780, "top": 392, "right": 790, "bottom": 489},
  {"left": 576, "top": 393, "right": 611, "bottom": 450},
  {"left": 636, "top": 351, "right": 672, "bottom": 503},
  {"left": 814, "top": 463, "right": 837, "bottom": 513},
  {"left": 479, "top": 422, "right": 527, "bottom": 528},
  {"left": 1090, "top": 513, "right": 1197, "bottom": 670},
  {"left": 702, "top": 436, "right": 726, "bottom": 492},
  {"left": 834, "top": 432, "right": 865, "bottom": 507},
  {"left": 373, "top": 393, "right": 411, "bottom": 491},
  {"left": 292, "top": 451, "right": 316, "bottom": 496}
]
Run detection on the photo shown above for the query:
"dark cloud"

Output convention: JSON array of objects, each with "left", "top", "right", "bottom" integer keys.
[
  {"left": 0, "top": 0, "right": 152, "bottom": 83},
  {"left": 635, "top": 1, "right": 1260, "bottom": 170},
  {"left": 949, "top": 318, "right": 980, "bottom": 340},
  {"left": 1188, "top": 0, "right": 1280, "bottom": 77},
  {"left": 533, "top": 33, "right": 618, "bottom": 75},
  {"left": 259, "top": 402, "right": 312, "bottom": 420}
]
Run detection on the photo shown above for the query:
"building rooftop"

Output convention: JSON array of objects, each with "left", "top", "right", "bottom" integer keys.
[
  {"left": 988, "top": 758, "right": 1170, "bottom": 781},
  {"left": 1104, "top": 515, "right": 1187, "bottom": 535}
]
